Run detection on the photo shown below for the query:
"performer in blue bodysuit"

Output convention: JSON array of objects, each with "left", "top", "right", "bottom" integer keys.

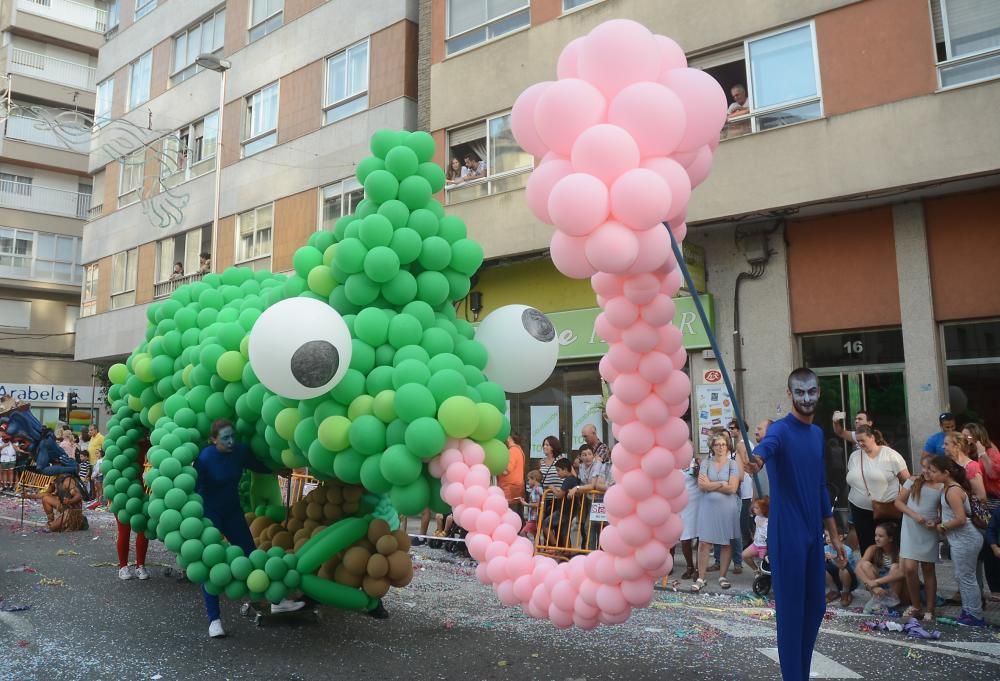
[{"left": 748, "top": 368, "right": 846, "bottom": 681}]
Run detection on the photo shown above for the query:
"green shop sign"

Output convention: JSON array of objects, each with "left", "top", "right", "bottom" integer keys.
[{"left": 547, "top": 295, "right": 715, "bottom": 359}]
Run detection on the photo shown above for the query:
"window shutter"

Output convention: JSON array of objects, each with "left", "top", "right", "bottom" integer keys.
[
  {"left": 689, "top": 44, "right": 745, "bottom": 71},
  {"left": 448, "top": 121, "right": 487, "bottom": 147}
]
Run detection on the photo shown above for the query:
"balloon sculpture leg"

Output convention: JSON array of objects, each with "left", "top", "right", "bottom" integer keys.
[{"left": 202, "top": 507, "right": 257, "bottom": 623}]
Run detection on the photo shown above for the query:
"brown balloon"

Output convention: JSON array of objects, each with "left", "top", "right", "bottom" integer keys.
[
  {"left": 375, "top": 535, "right": 398, "bottom": 556},
  {"left": 366, "top": 553, "right": 389, "bottom": 579},
  {"left": 272, "top": 531, "right": 293, "bottom": 550},
  {"left": 362, "top": 575, "right": 390, "bottom": 599},
  {"left": 391, "top": 530, "right": 411, "bottom": 553},
  {"left": 343, "top": 546, "right": 371, "bottom": 575},
  {"left": 367, "top": 519, "right": 391, "bottom": 544},
  {"left": 305, "top": 502, "right": 324, "bottom": 521},
  {"left": 334, "top": 563, "right": 364, "bottom": 588},
  {"left": 386, "top": 551, "right": 412, "bottom": 581}
]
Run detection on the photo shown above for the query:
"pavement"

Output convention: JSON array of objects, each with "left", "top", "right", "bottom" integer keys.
[{"left": 2, "top": 495, "right": 1000, "bottom": 681}]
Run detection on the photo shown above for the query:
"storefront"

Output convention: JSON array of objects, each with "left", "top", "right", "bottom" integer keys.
[
  {"left": 942, "top": 319, "right": 1000, "bottom": 437},
  {"left": 0, "top": 383, "right": 102, "bottom": 432}
]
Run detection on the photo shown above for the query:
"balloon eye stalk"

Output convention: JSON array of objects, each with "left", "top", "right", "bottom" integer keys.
[{"left": 469, "top": 291, "right": 483, "bottom": 321}]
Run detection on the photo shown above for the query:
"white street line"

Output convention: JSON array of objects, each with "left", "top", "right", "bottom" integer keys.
[
  {"left": 758, "top": 648, "right": 862, "bottom": 679},
  {"left": 696, "top": 616, "right": 775, "bottom": 638},
  {"left": 818, "top": 628, "right": 1000, "bottom": 666},
  {"left": 936, "top": 642, "right": 1000, "bottom": 658}
]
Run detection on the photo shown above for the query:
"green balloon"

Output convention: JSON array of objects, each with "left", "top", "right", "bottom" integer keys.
[
  {"left": 231, "top": 556, "right": 253, "bottom": 581},
  {"left": 348, "top": 414, "right": 387, "bottom": 456},
  {"left": 455, "top": 338, "right": 489, "bottom": 370},
  {"left": 293, "top": 246, "right": 324, "bottom": 279},
  {"left": 204, "top": 392, "right": 230, "bottom": 421},
  {"left": 265, "top": 581, "right": 288, "bottom": 604},
  {"left": 402, "top": 301, "right": 435, "bottom": 329},
  {"left": 471, "top": 403, "right": 503, "bottom": 441},
  {"left": 415, "top": 271, "right": 450, "bottom": 306},
  {"left": 356, "top": 156, "right": 386, "bottom": 184},
  {"left": 437, "top": 215, "right": 468, "bottom": 243},
  {"left": 381, "top": 270, "right": 418, "bottom": 307},
  {"left": 377, "top": 199, "right": 410, "bottom": 230},
  {"left": 404, "top": 417, "right": 447, "bottom": 460},
  {"left": 264, "top": 556, "right": 288, "bottom": 581},
  {"left": 372, "top": 390, "right": 396, "bottom": 423},
  {"left": 387, "top": 313, "right": 422, "bottom": 348},
  {"left": 216, "top": 351, "right": 246, "bottom": 383},
  {"left": 366, "top": 365, "right": 395, "bottom": 395},
  {"left": 417, "top": 162, "right": 446, "bottom": 193},
  {"left": 380, "top": 444, "right": 423, "bottom": 486},
  {"left": 180, "top": 497, "right": 202, "bottom": 517},
  {"left": 370, "top": 129, "right": 402, "bottom": 159},
  {"left": 109, "top": 363, "right": 129, "bottom": 385},
  {"left": 354, "top": 308, "right": 389, "bottom": 347},
  {"left": 344, "top": 274, "right": 381, "bottom": 306},
  {"left": 482, "top": 438, "right": 510, "bottom": 476},
  {"left": 397, "top": 176, "right": 432, "bottom": 210},
  {"left": 437, "top": 395, "right": 479, "bottom": 438},
  {"left": 384, "top": 145, "right": 419, "bottom": 181},
  {"left": 225, "top": 579, "right": 249, "bottom": 600},
  {"left": 334, "top": 238, "right": 367, "bottom": 274},
  {"left": 360, "top": 454, "right": 393, "bottom": 494},
  {"left": 403, "top": 131, "right": 436, "bottom": 163},
  {"left": 392, "top": 359, "right": 431, "bottom": 388},
  {"left": 164, "top": 487, "right": 187, "bottom": 510},
  {"left": 181, "top": 538, "right": 205, "bottom": 563},
  {"left": 394, "top": 383, "right": 437, "bottom": 423},
  {"left": 318, "top": 415, "right": 351, "bottom": 452},
  {"left": 199, "top": 288, "right": 225, "bottom": 310},
  {"left": 406, "top": 209, "right": 439, "bottom": 239},
  {"left": 307, "top": 265, "right": 337, "bottom": 297},
  {"left": 359, "top": 214, "right": 394, "bottom": 249},
  {"left": 420, "top": 327, "right": 455, "bottom": 357},
  {"left": 390, "top": 475, "right": 430, "bottom": 517},
  {"left": 332, "top": 448, "right": 365, "bottom": 484},
  {"left": 186, "top": 561, "right": 209, "bottom": 585},
  {"left": 180, "top": 516, "right": 204, "bottom": 540},
  {"left": 159, "top": 457, "right": 182, "bottom": 479},
  {"left": 309, "top": 230, "right": 337, "bottom": 253},
  {"left": 427, "top": 369, "right": 467, "bottom": 405},
  {"left": 449, "top": 239, "right": 484, "bottom": 276},
  {"left": 246, "top": 569, "right": 270, "bottom": 593},
  {"left": 202, "top": 543, "right": 227, "bottom": 568},
  {"left": 363, "top": 170, "right": 400, "bottom": 204},
  {"left": 209, "top": 562, "right": 233, "bottom": 587},
  {"left": 363, "top": 246, "right": 400, "bottom": 284},
  {"left": 418, "top": 236, "right": 451, "bottom": 271}
]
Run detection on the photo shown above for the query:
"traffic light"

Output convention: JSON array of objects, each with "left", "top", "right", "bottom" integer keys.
[{"left": 66, "top": 391, "right": 78, "bottom": 412}]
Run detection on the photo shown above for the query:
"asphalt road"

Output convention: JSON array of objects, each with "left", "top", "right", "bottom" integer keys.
[{"left": 1, "top": 497, "right": 999, "bottom": 681}]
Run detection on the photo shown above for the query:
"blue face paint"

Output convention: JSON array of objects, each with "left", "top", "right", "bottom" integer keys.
[{"left": 217, "top": 427, "right": 235, "bottom": 451}]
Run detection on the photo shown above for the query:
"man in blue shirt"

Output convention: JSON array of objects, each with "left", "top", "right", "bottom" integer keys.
[
  {"left": 749, "top": 368, "right": 846, "bottom": 681},
  {"left": 922, "top": 411, "right": 956, "bottom": 458}
]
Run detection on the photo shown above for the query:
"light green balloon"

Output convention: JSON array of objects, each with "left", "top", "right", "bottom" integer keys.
[
  {"left": 437, "top": 395, "right": 479, "bottom": 438},
  {"left": 216, "top": 351, "right": 246, "bottom": 383},
  {"left": 109, "top": 363, "right": 129, "bottom": 385},
  {"left": 471, "top": 403, "right": 503, "bottom": 441},
  {"left": 307, "top": 265, "right": 337, "bottom": 297},
  {"left": 317, "top": 415, "right": 352, "bottom": 452}
]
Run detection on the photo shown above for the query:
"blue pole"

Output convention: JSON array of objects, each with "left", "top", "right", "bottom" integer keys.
[{"left": 665, "top": 223, "right": 762, "bottom": 497}]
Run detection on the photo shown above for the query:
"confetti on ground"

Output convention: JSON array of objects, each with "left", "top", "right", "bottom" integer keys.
[
  {"left": 5, "top": 565, "right": 36, "bottom": 573},
  {"left": 56, "top": 549, "right": 79, "bottom": 556},
  {"left": 37, "top": 578, "right": 64, "bottom": 586},
  {"left": 497, "top": 660, "right": 508, "bottom": 667},
  {"left": 0, "top": 602, "right": 31, "bottom": 612},
  {"left": 905, "top": 648, "right": 922, "bottom": 659},
  {"left": 89, "top": 562, "right": 119, "bottom": 568}
]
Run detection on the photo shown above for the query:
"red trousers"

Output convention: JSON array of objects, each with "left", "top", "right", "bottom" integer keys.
[{"left": 116, "top": 518, "right": 149, "bottom": 568}]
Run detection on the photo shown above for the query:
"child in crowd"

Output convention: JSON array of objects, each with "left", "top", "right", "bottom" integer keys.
[
  {"left": 895, "top": 453, "right": 942, "bottom": 621},
  {"left": 741, "top": 496, "right": 769, "bottom": 574},
  {"left": 0, "top": 435, "right": 17, "bottom": 491},
  {"left": 88, "top": 449, "right": 105, "bottom": 509},
  {"left": 518, "top": 470, "right": 544, "bottom": 540},
  {"left": 824, "top": 530, "right": 859, "bottom": 606},
  {"left": 857, "top": 522, "right": 906, "bottom": 614}
]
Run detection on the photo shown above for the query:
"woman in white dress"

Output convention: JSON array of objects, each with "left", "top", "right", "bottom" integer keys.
[
  {"left": 676, "top": 453, "right": 703, "bottom": 580},
  {"left": 894, "top": 453, "right": 942, "bottom": 621},
  {"left": 845, "top": 425, "right": 911, "bottom": 555}
]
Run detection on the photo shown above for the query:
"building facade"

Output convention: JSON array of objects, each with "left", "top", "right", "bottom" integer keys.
[
  {"left": 0, "top": 0, "right": 105, "bottom": 426},
  {"left": 74, "top": 0, "right": 418, "bottom": 363},
  {"left": 420, "top": 0, "right": 1000, "bottom": 513}
]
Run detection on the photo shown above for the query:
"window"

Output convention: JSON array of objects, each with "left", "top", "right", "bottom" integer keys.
[
  {"left": 0, "top": 173, "right": 32, "bottom": 197},
  {"left": 249, "top": 0, "right": 283, "bottom": 43},
  {"left": 106, "top": 0, "right": 120, "bottom": 33},
  {"left": 321, "top": 178, "right": 364, "bottom": 230},
  {"left": 445, "top": 112, "right": 533, "bottom": 205},
  {"left": 944, "top": 319, "right": 1000, "bottom": 439},
  {"left": 155, "top": 226, "right": 210, "bottom": 284},
  {"left": 118, "top": 149, "right": 145, "bottom": 207},
  {"left": 95, "top": 78, "right": 114, "bottom": 128},
  {"left": 64, "top": 306, "right": 80, "bottom": 334},
  {"left": 563, "top": 0, "right": 601, "bottom": 11},
  {"left": 236, "top": 204, "right": 273, "bottom": 266},
  {"left": 111, "top": 248, "right": 138, "bottom": 309},
  {"left": 127, "top": 51, "right": 152, "bottom": 111},
  {"left": 696, "top": 23, "right": 821, "bottom": 139},
  {"left": 81, "top": 263, "right": 98, "bottom": 317},
  {"left": 0, "top": 228, "right": 33, "bottom": 277},
  {"left": 324, "top": 40, "right": 369, "bottom": 125},
  {"left": 34, "top": 233, "right": 81, "bottom": 284},
  {"left": 242, "top": 83, "right": 278, "bottom": 156},
  {"left": 172, "top": 9, "right": 226, "bottom": 85},
  {"left": 161, "top": 112, "right": 219, "bottom": 187},
  {"left": 931, "top": 0, "right": 1000, "bottom": 88},
  {"left": 447, "top": 0, "right": 529, "bottom": 55},
  {"left": 135, "top": 0, "right": 156, "bottom": 20},
  {"left": 0, "top": 299, "right": 31, "bottom": 329}
]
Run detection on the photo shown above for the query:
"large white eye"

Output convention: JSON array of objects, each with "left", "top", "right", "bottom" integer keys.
[
  {"left": 475, "top": 305, "right": 558, "bottom": 393},
  {"left": 249, "top": 298, "right": 352, "bottom": 399}
]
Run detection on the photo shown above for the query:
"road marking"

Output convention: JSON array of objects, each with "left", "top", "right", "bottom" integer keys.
[
  {"left": 758, "top": 648, "right": 861, "bottom": 679},
  {"left": 936, "top": 642, "right": 1000, "bottom": 657},
  {"left": 695, "top": 616, "right": 775, "bottom": 638},
  {"left": 817, "top": 628, "right": 1000, "bottom": 666}
]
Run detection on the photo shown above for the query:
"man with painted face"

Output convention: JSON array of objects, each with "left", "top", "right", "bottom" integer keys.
[
  {"left": 749, "top": 368, "right": 847, "bottom": 681},
  {"left": 195, "top": 418, "right": 304, "bottom": 638}
]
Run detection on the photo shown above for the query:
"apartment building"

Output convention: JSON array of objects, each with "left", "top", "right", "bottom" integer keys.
[
  {"left": 75, "top": 0, "right": 418, "bottom": 368},
  {"left": 420, "top": 0, "right": 1000, "bottom": 508},
  {"left": 0, "top": 0, "right": 106, "bottom": 424}
]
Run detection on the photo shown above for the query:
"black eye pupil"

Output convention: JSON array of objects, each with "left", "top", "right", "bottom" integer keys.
[
  {"left": 521, "top": 308, "right": 554, "bottom": 343},
  {"left": 290, "top": 340, "right": 339, "bottom": 388}
]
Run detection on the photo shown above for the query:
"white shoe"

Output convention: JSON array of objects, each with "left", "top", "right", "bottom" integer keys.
[
  {"left": 118, "top": 566, "right": 133, "bottom": 580},
  {"left": 270, "top": 598, "right": 305, "bottom": 614},
  {"left": 208, "top": 619, "right": 225, "bottom": 638},
  {"left": 134, "top": 566, "right": 149, "bottom": 580}
]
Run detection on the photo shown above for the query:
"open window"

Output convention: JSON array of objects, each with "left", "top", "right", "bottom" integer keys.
[
  {"left": 111, "top": 248, "right": 138, "bottom": 309},
  {"left": 154, "top": 225, "right": 211, "bottom": 298},
  {"left": 161, "top": 112, "right": 219, "bottom": 188},
  {"left": 445, "top": 112, "right": 533, "bottom": 205}
]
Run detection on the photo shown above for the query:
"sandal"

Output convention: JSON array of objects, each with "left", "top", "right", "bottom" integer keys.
[
  {"left": 902, "top": 606, "right": 923, "bottom": 620},
  {"left": 719, "top": 577, "right": 731, "bottom": 589},
  {"left": 681, "top": 567, "right": 696, "bottom": 580},
  {"left": 840, "top": 592, "right": 853, "bottom": 607},
  {"left": 691, "top": 578, "right": 706, "bottom": 593}
]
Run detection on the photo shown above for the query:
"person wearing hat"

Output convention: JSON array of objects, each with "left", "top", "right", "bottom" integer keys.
[{"left": 923, "top": 412, "right": 957, "bottom": 458}]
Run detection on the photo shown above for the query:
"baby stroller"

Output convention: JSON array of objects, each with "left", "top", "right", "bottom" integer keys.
[
  {"left": 752, "top": 553, "right": 772, "bottom": 597},
  {"left": 443, "top": 523, "right": 469, "bottom": 558}
]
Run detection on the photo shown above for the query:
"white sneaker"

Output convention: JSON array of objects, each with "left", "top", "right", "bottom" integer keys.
[
  {"left": 134, "top": 566, "right": 149, "bottom": 580},
  {"left": 270, "top": 599, "right": 305, "bottom": 614},
  {"left": 118, "top": 566, "right": 133, "bottom": 580},
  {"left": 208, "top": 619, "right": 225, "bottom": 638}
]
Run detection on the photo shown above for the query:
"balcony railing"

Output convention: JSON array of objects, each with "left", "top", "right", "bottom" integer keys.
[
  {"left": 17, "top": 0, "right": 108, "bottom": 33},
  {"left": 0, "top": 181, "right": 91, "bottom": 219},
  {"left": 87, "top": 203, "right": 103, "bottom": 221},
  {"left": 5, "top": 113, "right": 91, "bottom": 154},
  {"left": 444, "top": 167, "right": 531, "bottom": 205},
  {"left": 9, "top": 47, "right": 97, "bottom": 90},
  {"left": 153, "top": 271, "right": 205, "bottom": 299}
]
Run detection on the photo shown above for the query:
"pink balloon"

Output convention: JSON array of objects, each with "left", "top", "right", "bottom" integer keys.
[
  {"left": 617, "top": 513, "right": 653, "bottom": 546},
  {"left": 550, "top": 230, "right": 597, "bottom": 279},
  {"left": 604, "top": 395, "right": 635, "bottom": 426},
  {"left": 639, "top": 445, "right": 675, "bottom": 478},
  {"left": 608, "top": 82, "right": 686, "bottom": 157},
  {"left": 534, "top": 78, "right": 607, "bottom": 156},
  {"left": 609, "top": 169, "right": 672, "bottom": 230},
  {"left": 654, "top": 35, "right": 687, "bottom": 75},
  {"left": 531, "top": 584, "right": 552, "bottom": 612},
  {"left": 658, "top": 514, "right": 684, "bottom": 546},
  {"left": 551, "top": 581, "right": 577, "bottom": 611},
  {"left": 636, "top": 495, "right": 673, "bottom": 526},
  {"left": 629, "top": 227, "right": 674, "bottom": 274},
  {"left": 484, "top": 494, "right": 508, "bottom": 515},
  {"left": 598, "top": 525, "right": 630, "bottom": 556},
  {"left": 635, "top": 540, "right": 669, "bottom": 571},
  {"left": 509, "top": 536, "right": 535, "bottom": 555},
  {"left": 667, "top": 488, "right": 688, "bottom": 514},
  {"left": 445, "top": 460, "right": 470, "bottom": 485},
  {"left": 493, "top": 523, "right": 519, "bottom": 545},
  {"left": 513, "top": 574, "right": 535, "bottom": 602},
  {"left": 476, "top": 509, "right": 501, "bottom": 536},
  {"left": 442, "top": 482, "right": 464, "bottom": 506},
  {"left": 654, "top": 323, "right": 683, "bottom": 355},
  {"left": 578, "top": 19, "right": 660, "bottom": 99},
  {"left": 655, "top": 470, "right": 687, "bottom": 500},
  {"left": 640, "top": 294, "right": 676, "bottom": 326},
  {"left": 673, "top": 441, "right": 693, "bottom": 470},
  {"left": 496, "top": 580, "right": 519, "bottom": 606},
  {"left": 611, "top": 443, "right": 642, "bottom": 471},
  {"left": 476, "top": 563, "right": 491, "bottom": 584},
  {"left": 604, "top": 485, "right": 635, "bottom": 522},
  {"left": 463, "top": 485, "right": 488, "bottom": 509},
  {"left": 622, "top": 578, "right": 656, "bottom": 607},
  {"left": 669, "top": 346, "right": 688, "bottom": 370},
  {"left": 607, "top": 343, "right": 641, "bottom": 372},
  {"left": 592, "top": 552, "right": 618, "bottom": 584},
  {"left": 599, "top": 355, "right": 619, "bottom": 383},
  {"left": 557, "top": 36, "right": 586, "bottom": 79},
  {"left": 660, "top": 68, "right": 728, "bottom": 152},
  {"left": 683, "top": 144, "right": 714, "bottom": 188},
  {"left": 621, "top": 320, "right": 659, "bottom": 353},
  {"left": 439, "top": 447, "right": 463, "bottom": 468},
  {"left": 549, "top": 604, "right": 574, "bottom": 629},
  {"left": 465, "top": 465, "right": 491, "bottom": 489},
  {"left": 459, "top": 506, "right": 480, "bottom": 531},
  {"left": 618, "top": 422, "right": 654, "bottom": 454},
  {"left": 585, "top": 221, "right": 640, "bottom": 273},
  {"left": 574, "top": 596, "right": 600, "bottom": 619},
  {"left": 622, "top": 272, "right": 660, "bottom": 305},
  {"left": 596, "top": 584, "right": 629, "bottom": 614},
  {"left": 660, "top": 267, "right": 683, "bottom": 293},
  {"left": 600, "top": 609, "right": 632, "bottom": 625},
  {"left": 614, "top": 555, "right": 647, "bottom": 580},
  {"left": 579, "top": 576, "right": 601, "bottom": 606},
  {"left": 604, "top": 297, "right": 640, "bottom": 330},
  {"left": 486, "top": 555, "right": 509, "bottom": 583},
  {"left": 637, "top": 351, "right": 673, "bottom": 384},
  {"left": 611, "top": 372, "right": 650, "bottom": 405},
  {"left": 590, "top": 271, "right": 625, "bottom": 297},
  {"left": 571, "top": 124, "right": 640, "bottom": 186},
  {"left": 526, "top": 600, "right": 547, "bottom": 619},
  {"left": 621, "top": 470, "right": 655, "bottom": 501},
  {"left": 466, "top": 533, "right": 491, "bottom": 561},
  {"left": 485, "top": 540, "right": 509, "bottom": 561},
  {"left": 548, "top": 173, "right": 610, "bottom": 237},
  {"left": 461, "top": 441, "right": 486, "bottom": 466},
  {"left": 567, "top": 555, "right": 588, "bottom": 584},
  {"left": 641, "top": 157, "right": 692, "bottom": 223},
  {"left": 654, "top": 372, "right": 691, "bottom": 410},
  {"left": 669, "top": 221, "right": 688, "bottom": 241},
  {"left": 427, "top": 459, "right": 443, "bottom": 478},
  {"left": 511, "top": 81, "right": 552, "bottom": 158},
  {"left": 635, "top": 393, "right": 670, "bottom": 427},
  {"left": 575, "top": 615, "right": 600, "bottom": 630}
]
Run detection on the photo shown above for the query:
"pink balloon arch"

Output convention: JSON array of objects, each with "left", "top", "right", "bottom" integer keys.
[{"left": 428, "top": 19, "right": 728, "bottom": 628}]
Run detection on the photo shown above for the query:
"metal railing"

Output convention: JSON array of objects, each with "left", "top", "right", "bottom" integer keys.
[
  {"left": 0, "top": 181, "right": 91, "bottom": 218},
  {"left": 153, "top": 271, "right": 205, "bottom": 299},
  {"left": 532, "top": 488, "right": 607, "bottom": 559},
  {"left": 5, "top": 113, "right": 90, "bottom": 153},
  {"left": 87, "top": 203, "right": 103, "bottom": 220},
  {"left": 444, "top": 166, "right": 531, "bottom": 205},
  {"left": 17, "top": 0, "right": 108, "bottom": 33},
  {"left": 9, "top": 47, "right": 97, "bottom": 90}
]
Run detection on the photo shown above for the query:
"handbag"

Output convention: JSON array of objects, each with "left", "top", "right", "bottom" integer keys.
[{"left": 860, "top": 451, "right": 902, "bottom": 521}]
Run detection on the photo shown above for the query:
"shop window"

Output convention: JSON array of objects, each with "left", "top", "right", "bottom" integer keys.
[
  {"left": 154, "top": 226, "right": 211, "bottom": 298},
  {"left": 127, "top": 51, "right": 152, "bottom": 111},
  {"left": 445, "top": 112, "right": 533, "bottom": 205},
  {"left": 161, "top": 112, "right": 219, "bottom": 188},
  {"left": 321, "top": 178, "right": 364, "bottom": 231},
  {"left": 171, "top": 9, "right": 226, "bottom": 86},
  {"left": 446, "top": 0, "right": 530, "bottom": 55},
  {"left": 931, "top": 0, "right": 1000, "bottom": 88},
  {"left": 243, "top": 83, "right": 278, "bottom": 157},
  {"left": 249, "top": 0, "right": 283, "bottom": 43},
  {"left": 81, "top": 263, "right": 98, "bottom": 317},
  {"left": 237, "top": 204, "right": 273, "bottom": 269},
  {"left": 693, "top": 23, "right": 822, "bottom": 140},
  {"left": 324, "top": 40, "right": 369, "bottom": 125},
  {"left": 111, "top": 248, "right": 138, "bottom": 309},
  {"left": 95, "top": 78, "right": 114, "bottom": 128},
  {"left": 944, "top": 319, "right": 1000, "bottom": 436}
]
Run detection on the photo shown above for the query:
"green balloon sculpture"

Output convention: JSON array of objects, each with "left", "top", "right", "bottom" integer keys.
[{"left": 102, "top": 130, "right": 503, "bottom": 611}]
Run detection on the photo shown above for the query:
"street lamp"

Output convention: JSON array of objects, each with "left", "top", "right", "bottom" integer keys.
[{"left": 196, "top": 54, "right": 231, "bottom": 274}]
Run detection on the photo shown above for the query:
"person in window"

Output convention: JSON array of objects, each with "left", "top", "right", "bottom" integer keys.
[
  {"left": 199, "top": 252, "right": 211, "bottom": 274},
  {"left": 728, "top": 84, "right": 750, "bottom": 117},
  {"left": 462, "top": 154, "right": 487, "bottom": 180},
  {"left": 445, "top": 157, "right": 465, "bottom": 186},
  {"left": 171, "top": 261, "right": 184, "bottom": 279}
]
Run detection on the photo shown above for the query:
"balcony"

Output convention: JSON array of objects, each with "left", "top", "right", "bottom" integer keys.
[
  {"left": 87, "top": 203, "right": 103, "bottom": 221},
  {"left": 5, "top": 113, "right": 91, "bottom": 154},
  {"left": 0, "top": 181, "right": 91, "bottom": 219},
  {"left": 17, "top": 0, "right": 108, "bottom": 33},
  {"left": 444, "top": 167, "right": 531, "bottom": 206},
  {"left": 153, "top": 271, "right": 205, "bottom": 299},
  {"left": 8, "top": 48, "right": 97, "bottom": 91}
]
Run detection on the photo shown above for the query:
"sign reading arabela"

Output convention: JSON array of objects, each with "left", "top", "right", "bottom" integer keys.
[
  {"left": 0, "top": 384, "right": 103, "bottom": 404},
  {"left": 547, "top": 294, "right": 715, "bottom": 360}
]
